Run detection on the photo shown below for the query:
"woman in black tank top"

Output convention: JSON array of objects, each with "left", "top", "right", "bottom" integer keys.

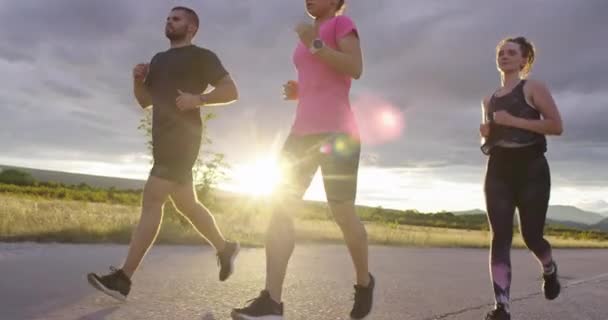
[{"left": 479, "top": 37, "right": 564, "bottom": 320}]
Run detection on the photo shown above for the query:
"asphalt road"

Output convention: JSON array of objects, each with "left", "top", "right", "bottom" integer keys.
[{"left": 1, "top": 243, "right": 607, "bottom": 320}]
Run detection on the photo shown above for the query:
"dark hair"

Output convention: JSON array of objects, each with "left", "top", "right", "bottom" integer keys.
[
  {"left": 498, "top": 36, "right": 536, "bottom": 76},
  {"left": 171, "top": 6, "right": 199, "bottom": 35},
  {"left": 337, "top": 0, "right": 345, "bottom": 10}
]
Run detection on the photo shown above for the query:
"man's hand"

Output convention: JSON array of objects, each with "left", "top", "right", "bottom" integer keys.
[
  {"left": 295, "top": 22, "right": 317, "bottom": 48},
  {"left": 176, "top": 89, "right": 201, "bottom": 111},
  {"left": 133, "top": 63, "right": 149, "bottom": 83}
]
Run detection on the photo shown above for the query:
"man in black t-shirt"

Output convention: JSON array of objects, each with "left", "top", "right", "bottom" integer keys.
[{"left": 86, "top": 6, "right": 240, "bottom": 301}]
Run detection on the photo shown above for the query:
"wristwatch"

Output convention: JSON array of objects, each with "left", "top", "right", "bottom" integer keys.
[
  {"left": 310, "top": 38, "right": 324, "bottom": 54},
  {"left": 199, "top": 94, "right": 208, "bottom": 106}
]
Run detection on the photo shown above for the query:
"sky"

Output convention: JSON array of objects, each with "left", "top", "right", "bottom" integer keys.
[{"left": 1, "top": 0, "right": 607, "bottom": 213}]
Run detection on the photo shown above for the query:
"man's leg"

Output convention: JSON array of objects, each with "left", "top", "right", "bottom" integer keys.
[
  {"left": 170, "top": 181, "right": 240, "bottom": 281},
  {"left": 170, "top": 181, "right": 226, "bottom": 251},
  {"left": 87, "top": 174, "right": 174, "bottom": 301},
  {"left": 122, "top": 175, "right": 174, "bottom": 277}
]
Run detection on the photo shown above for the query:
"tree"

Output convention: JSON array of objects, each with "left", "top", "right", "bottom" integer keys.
[
  {"left": 137, "top": 109, "right": 229, "bottom": 197},
  {"left": 0, "top": 169, "right": 36, "bottom": 186}
]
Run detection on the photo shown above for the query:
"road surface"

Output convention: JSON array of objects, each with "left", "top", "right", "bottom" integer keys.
[{"left": 1, "top": 243, "right": 607, "bottom": 320}]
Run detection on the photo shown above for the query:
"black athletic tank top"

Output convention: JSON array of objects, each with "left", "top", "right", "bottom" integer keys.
[{"left": 481, "top": 80, "right": 547, "bottom": 155}]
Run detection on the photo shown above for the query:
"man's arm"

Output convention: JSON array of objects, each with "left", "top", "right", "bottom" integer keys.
[
  {"left": 199, "top": 74, "right": 238, "bottom": 106},
  {"left": 175, "top": 74, "right": 238, "bottom": 111},
  {"left": 133, "top": 63, "right": 152, "bottom": 109},
  {"left": 134, "top": 81, "right": 152, "bottom": 109}
]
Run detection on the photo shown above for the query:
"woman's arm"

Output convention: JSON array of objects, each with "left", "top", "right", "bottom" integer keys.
[{"left": 492, "top": 80, "right": 563, "bottom": 135}]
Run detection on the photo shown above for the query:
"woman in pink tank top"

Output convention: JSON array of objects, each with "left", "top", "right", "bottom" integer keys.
[{"left": 232, "top": 1, "right": 374, "bottom": 320}]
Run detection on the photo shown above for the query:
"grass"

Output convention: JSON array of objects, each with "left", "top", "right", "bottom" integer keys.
[{"left": 1, "top": 194, "right": 607, "bottom": 248}]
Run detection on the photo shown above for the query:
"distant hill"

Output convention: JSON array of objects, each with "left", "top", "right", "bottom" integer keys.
[
  {"left": 453, "top": 209, "right": 485, "bottom": 216},
  {"left": 591, "top": 217, "right": 608, "bottom": 232},
  {"left": 453, "top": 206, "right": 605, "bottom": 226},
  {"left": 0, "top": 165, "right": 145, "bottom": 190},
  {"left": 548, "top": 205, "right": 605, "bottom": 225}
]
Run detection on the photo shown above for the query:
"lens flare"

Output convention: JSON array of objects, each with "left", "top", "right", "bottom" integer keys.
[
  {"left": 352, "top": 95, "right": 405, "bottom": 145},
  {"left": 380, "top": 110, "right": 398, "bottom": 128},
  {"left": 319, "top": 135, "right": 359, "bottom": 157},
  {"left": 320, "top": 143, "right": 333, "bottom": 154}
]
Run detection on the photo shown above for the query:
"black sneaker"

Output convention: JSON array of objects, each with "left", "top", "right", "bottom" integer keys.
[
  {"left": 543, "top": 261, "right": 561, "bottom": 300},
  {"left": 350, "top": 273, "right": 375, "bottom": 319},
  {"left": 485, "top": 304, "right": 511, "bottom": 320},
  {"left": 87, "top": 266, "right": 131, "bottom": 301},
  {"left": 231, "top": 290, "right": 284, "bottom": 320},
  {"left": 217, "top": 241, "right": 240, "bottom": 281}
]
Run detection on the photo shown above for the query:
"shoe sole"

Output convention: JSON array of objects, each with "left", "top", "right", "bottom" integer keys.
[
  {"left": 87, "top": 274, "right": 127, "bottom": 302},
  {"left": 230, "top": 310, "right": 283, "bottom": 320},
  {"left": 221, "top": 243, "right": 241, "bottom": 281}
]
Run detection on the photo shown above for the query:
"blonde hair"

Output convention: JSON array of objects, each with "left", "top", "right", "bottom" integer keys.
[{"left": 336, "top": 0, "right": 346, "bottom": 15}]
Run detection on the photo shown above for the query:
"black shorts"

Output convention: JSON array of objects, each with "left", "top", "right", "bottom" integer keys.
[
  {"left": 150, "top": 133, "right": 201, "bottom": 184},
  {"left": 279, "top": 133, "right": 360, "bottom": 202}
]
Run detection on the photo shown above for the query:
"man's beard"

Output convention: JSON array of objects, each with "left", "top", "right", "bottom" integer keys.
[{"left": 165, "top": 28, "right": 187, "bottom": 41}]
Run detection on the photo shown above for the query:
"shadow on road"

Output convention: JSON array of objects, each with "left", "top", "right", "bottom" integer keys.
[
  {"left": 76, "top": 306, "right": 120, "bottom": 320},
  {"left": 201, "top": 312, "right": 217, "bottom": 320}
]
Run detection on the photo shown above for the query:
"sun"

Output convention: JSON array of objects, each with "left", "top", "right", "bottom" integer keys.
[{"left": 231, "top": 157, "right": 282, "bottom": 196}]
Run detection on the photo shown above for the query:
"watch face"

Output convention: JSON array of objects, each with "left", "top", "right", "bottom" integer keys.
[{"left": 313, "top": 39, "right": 323, "bottom": 49}]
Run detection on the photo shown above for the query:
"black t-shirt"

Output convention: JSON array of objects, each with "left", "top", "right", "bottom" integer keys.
[{"left": 144, "top": 45, "right": 228, "bottom": 157}]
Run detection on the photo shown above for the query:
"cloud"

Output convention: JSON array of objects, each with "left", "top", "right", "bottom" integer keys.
[{"left": 0, "top": 0, "right": 606, "bottom": 208}]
